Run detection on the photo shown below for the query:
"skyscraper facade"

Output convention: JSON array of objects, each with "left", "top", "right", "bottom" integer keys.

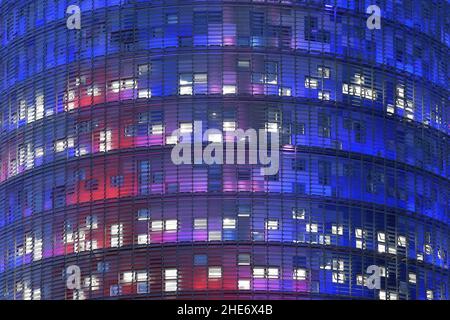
[{"left": 0, "top": 0, "right": 448, "bottom": 300}]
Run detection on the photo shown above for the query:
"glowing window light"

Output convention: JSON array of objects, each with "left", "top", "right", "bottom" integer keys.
[
  {"left": 318, "top": 66, "right": 330, "bottom": 79},
  {"left": 86, "top": 86, "right": 100, "bottom": 96},
  {"left": 99, "top": 130, "right": 112, "bottom": 152},
  {"left": 138, "top": 64, "right": 151, "bottom": 75},
  {"left": 223, "top": 218, "right": 236, "bottom": 229},
  {"left": 85, "top": 215, "right": 98, "bottom": 229},
  {"left": 306, "top": 223, "right": 318, "bottom": 233},
  {"left": 293, "top": 268, "right": 307, "bottom": 280},
  {"left": 424, "top": 244, "right": 432, "bottom": 255},
  {"left": 356, "top": 275, "right": 367, "bottom": 286},
  {"left": 417, "top": 253, "right": 424, "bottom": 261},
  {"left": 238, "top": 60, "right": 250, "bottom": 68},
  {"left": 122, "top": 272, "right": 134, "bottom": 283},
  {"left": 331, "top": 224, "right": 343, "bottom": 235},
  {"left": 18, "top": 100, "right": 26, "bottom": 120},
  {"left": 265, "top": 122, "right": 278, "bottom": 133},
  {"left": 223, "top": 85, "right": 236, "bottom": 95},
  {"left": 265, "top": 220, "right": 279, "bottom": 230},
  {"left": 138, "top": 89, "right": 151, "bottom": 98},
  {"left": 180, "top": 122, "right": 193, "bottom": 133},
  {"left": 279, "top": 87, "right": 292, "bottom": 97},
  {"left": 194, "top": 218, "right": 207, "bottom": 230},
  {"left": 397, "top": 236, "right": 407, "bottom": 247},
  {"left": 151, "top": 124, "right": 164, "bottom": 135},
  {"left": 223, "top": 121, "right": 236, "bottom": 132},
  {"left": 208, "top": 267, "right": 222, "bottom": 279},
  {"left": 151, "top": 220, "right": 164, "bottom": 231},
  {"left": 166, "top": 135, "right": 178, "bottom": 145},
  {"left": 111, "top": 224, "right": 123, "bottom": 248},
  {"left": 165, "top": 219, "right": 178, "bottom": 231},
  {"left": 267, "top": 268, "right": 279, "bottom": 279},
  {"left": 238, "top": 280, "right": 250, "bottom": 290},
  {"left": 253, "top": 267, "right": 265, "bottom": 278},
  {"left": 35, "top": 95, "right": 44, "bottom": 121},
  {"left": 318, "top": 90, "right": 330, "bottom": 100},
  {"left": 55, "top": 140, "right": 67, "bottom": 152},
  {"left": 426, "top": 290, "right": 434, "bottom": 300},
  {"left": 305, "top": 77, "right": 319, "bottom": 89},
  {"left": 208, "top": 133, "right": 223, "bottom": 143},
  {"left": 332, "top": 272, "right": 345, "bottom": 284},
  {"left": 137, "top": 234, "right": 149, "bottom": 245},
  {"left": 194, "top": 73, "right": 208, "bottom": 84},
  {"left": 208, "top": 231, "right": 222, "bottom": 241},
  {"left": 136, "top": 271, "right": 148, "bottom": 282},
  {"left": 179, "top": 85, "right": 193, "bottom": 95},
  {"left": 408, "top": 273, "right": 416, "bottom": 284},
  {"left": 164, "top": 269, "right": 178, "bottom": 292},
  {"left": 292, "top": 208, "right": 306, "bottom": 220}
]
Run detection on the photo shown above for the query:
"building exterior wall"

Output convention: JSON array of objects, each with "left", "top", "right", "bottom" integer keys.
[{"left": 0, "top": 0, "right": 448, "bottom": 300}]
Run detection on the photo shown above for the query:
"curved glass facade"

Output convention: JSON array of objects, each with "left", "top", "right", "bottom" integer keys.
[{"left": 0, "top": 0, "right": 448, "bottom": 300}]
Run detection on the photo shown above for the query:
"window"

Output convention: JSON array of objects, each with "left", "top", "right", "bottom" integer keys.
[
  {"left": 377, "top": 232, "right": 386, "bottom": 253},
  {"left": 426, "top": 290, "right": 433, "bottom": 300},
  {"left": 238, "top": 254, "right": 251, "bottom": 266},
  {"left": 238, "top": 60, "right": 250, "bottom": 68},
  {"left": 208, "top": 231, "right": 222, "bottom": 241},
  {"left": 208, "top": 267, "right": 222, "bottom": 279},
  {"left": 164, "top": 269, "right": 178, "bottom": 292},
  {"left": 194, "top": 218, "right": 207, "bottom": 230},
  {"left": 110, "top": 175, "right": 124, "bottom": 188},
  {"left": 408, "top": 273, "right": 416, "bottom": 284},
  {"left": 194, "top": 254, "right": 207, "bottom": 266},
  {"left": 223, "top": 85, "right": 236, "bottom": 95},
  {"left": 279, "top": 87, "right": 292, "bottom": 97},
  {"left": 305, "top": 77, "right": 318, "bottom": 89},
  {"left": 122, "top": 271, "right": 134, "bottom": 283},
  {"left": 166, "top": 14, "right": 178, "bottom": 24},
  {"left": 306, "top": 223, "right": 318, "bottom": 233},
  {"left": 223, "top": 121, "right": 236, "bottom": 132},
  {"left": 265, "top": 220, "right": 279, "bottom": 230},
  {"left": 165, "top": 220, "right": 178, "bottom": 231},
  {"left": 137, "top": 209, "right": 150, "bottom": 221},
  {"left": 253, "top": 267, "right": 279, "bottom": 279},
  {"left": 397, "top": 235, "right": 407, "bottom": 247},
  {"left": 238, "top": 280, "right": 250, "bottom": 290},
  {"left": 111, "top": 224, "right": 123, "bottom": 247},
  {"left": 318, "top": 90, "right": 330, "bottom": 100},
  {"left": 293, "top": 268, "right": 307, "bottom": 280},
  {"left": 332, "top": 224, "right": 343, "bottom": 236},
  {"left": 137, "top": 234, "right": 149, "bottom": 245},
  {"left": 138, "top": 64, "right": 151, "bottom": 75},
  {"left": 223, "top": 218, "right": 236, "bottom": 229},
  {"left": 318, "top": 66, "right": 330, "bottom": 78},
  {"left": 292, "top": 208, "right": 306, "bottom": 220}
]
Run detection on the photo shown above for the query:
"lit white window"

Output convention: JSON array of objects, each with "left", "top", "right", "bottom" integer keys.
[
  {"left": 194, "top": 73, "right": 208, "bottom": 84},
  {"left": 85, "top": 215, "right": 98, "bottom": 229},
  {"left": 136, "top": 271, "right": 148, "bottom": 282},
  {"left": 111, "top": 224, "right": 123, "bottom": 248},
  {"left": 208, "top": 231, "right": 222, "bottom": 241},
  {"left": 223, "top": 121, "right": 236, "bottom": 132},
  {"left": 306, "top": 223, "right": 318, "bottom": 233},
  {"left": 356, "top": 275, "right": 367, "bottom": 286},
  {"left": 138, "top": 64, "right": 151, "bottom": 75},
  {"left": 424, "top": 244, "right": 432, "bottom": 255},
  {"left": 332, "top": 224, "right": 343, "bottom": 236},
  {"left": 265, "top": 122, "right": 279, "bottom": 133},
  {"left": 397, "top": 235, "right": 407, "bottom": 247},
  {"left": 293, "top": 268, "right": 307, "bottom": 280},
  {"left": 151, "top": 124, "right": 164, "bottom": 135},
  {"left": 223, "top": 218, "right": 236, "bottom": 230},
  {"left": 207, "top": 133, "right": 223, "bottom": 143},
  {"left": 408, "top": 273, "right": 416, "bottom": 284},
  {"left": 179, "top": 86, "right": 193, "bottom": 95},
  {"left": 279, "top": 87, "right": 292, "bottom": 97},
  {"left": 87, "top": 86, "right": 100, "bottom": 97},
  {"left": 99, "top": 130, "right": 112, "bottom": 152},
  {"left": 165, "top": 219, "right": 178, "bottom": 231},
  {"left": 180, "top": 122, "right": 193, "bottom": 133},
  {"left": 151, "top": 220, "right": 164, "bottom": 232},
  {"left": 137, "top": 234, "right": 149, "bottom": 245},
  {"left": 253, "top": 267, "right": 265, "bottom": 279},
  {"left": 292, "top": 208, "right": 305, "bottom": 220},
  {"left": 267, "top": 268, "right": 279, "bottom": 279},
  {"left": 304, "top": 77, "right": 318, "bottom": 89},
  {"left": 166, "top": 135, "right": 178, "bottom": 145},
  {"left": 208, "top": 267, "right": 222, "bottom": 279},
  {"left": 122, "top": 271, "right": 134, "bottom": 283},
  {"left": 238, "top": 280, "right": 250, "bottom": 290},
  {"left": 265, "top": 220, "right": 279, "bottom": 230},
  {"left": 223, "top": 85, "right": 236, "bottom": 95},
  {"left": 332, "top": 272, "right": 345, "bottom": 284},
  {"left": 377, "top": 232, "right": 386, "bottom": 242},
  {"left": 138, "top": 89, "right": 152, "bottom": 99},
  {"left": 416, "top": 253, "right": 424, "bottom": 261},
  {"left": 194, "top": 218, "right": 207, "bottom": 230},
  {"left": 426, "top": 290, "right": 433, "bottom": 300},
  {"left": 318, "top": 66, "right": 330, "bottom": 79},
  {"left": 318, "top": 90, "right": 330, "bottom": 100},
  {"left": 55, "top": 139, "right": 67, "bottom": 152},
  {"left": 238, "top": 60, "right": 250, "bottom": 68},
  {"left": 164, "top": 268, "right": 178, "bottom": 292}
]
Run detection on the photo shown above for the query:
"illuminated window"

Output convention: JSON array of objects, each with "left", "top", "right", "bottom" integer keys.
[
  {"left": 208, "top": 267, "right": 222, "bottom": 279},
  {"left": 122, "top": 271, "right": 134, "bottom": 283},
  {"left": 306, "top": 223, "right": 318, "bottom": 233},
  {"left": 138, "top": 89, "right": 151, "bottom": 98},
  {"left": 207, "top": 133, "right": 223, "bottom": 143},
  {"left": 318, "top": 66, "right": 330, "bottom": 78},
  {"left": 279, "top": 87, "right": 292, "bottom": 97},
  {"left": 137, "top": 234, "right": 149, "bottom": 245},
  {"left": 305, "top": 77, "right": 318, "bottom": 89},
  {"left": 99, "top": 130, "right": 112, "bottom": 152},
  {"left": 165, "top": 220, "right": 178, "bottom": 231},
  {"left": 267, "top": 268, "right": 279, "bottom": 279},
  {"left": 252, "top": 267, "right": 265, "bottom": 278},
  {"left": 238, "top": 280, "right": 250, "bottom": 290},
  {"left": 223, "top": 121, "right": 236, "bottom": 132},
  {"left": 138, "top": 64, "right": 151, "bottom": 75},
  {"left": 164, "top": 269, "right": 178, "bottom": 292},
  {"left": 293, "top": 268, "right": 307, "bottom": 280},
  {"left": 265, "top": 122, "right": 278, "bottom": 133},
  {"left": 208, "top": 231, "right": 222, "bottom": 241},
  {"left": 331, "top": 224, "right": 343, "bottom": 236},
  {"left": 377, "top": 232, "right": 386, "bottom": 253},
  {"left": 223, "top": 218, "right": 236, "bottom": 229},
  {"left": 166, "top": 13, "right": 178, "bottom": 24},
  {"left": 180, "top": 122, "right": 193, "bottom": 133},
  {"left": 292, "top": 208, "right": 306, "bottom": 220},
  {"left": 194, "top": 218, "right": 207, "bottom": 230},
  {"left": 238, "top": 60, "right": 250, "bottom": 68},
  {"left": 85, "top": 215, "right": 98, "bottom": 229},
  {"left": 151, "top": 220, "right": 163, "bottom": 231},
  {"left": 265, "top": 220, "right": 279, "bottom": 230},
  {"left": 223, "top": 85, "right": 236, "bottom": 95},
  {"left": 318, "top": 90, "right": 330, "bottom": 100},
  {"left": 397, "top": 235, "right": 407, "bottom": 247},
  {"left": 408, "top": 273, "right": 416, "bottom": 284},
  {"left": 110, "top": 224, "right": 123, "bottom": 248},
  {"left": 426, "top": 290, "right": 433, "bottom": 300}
]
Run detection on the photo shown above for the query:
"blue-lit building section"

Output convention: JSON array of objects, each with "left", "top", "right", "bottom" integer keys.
[{"left": 0, "top": 0, "right": 448, "bottom": 300}]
